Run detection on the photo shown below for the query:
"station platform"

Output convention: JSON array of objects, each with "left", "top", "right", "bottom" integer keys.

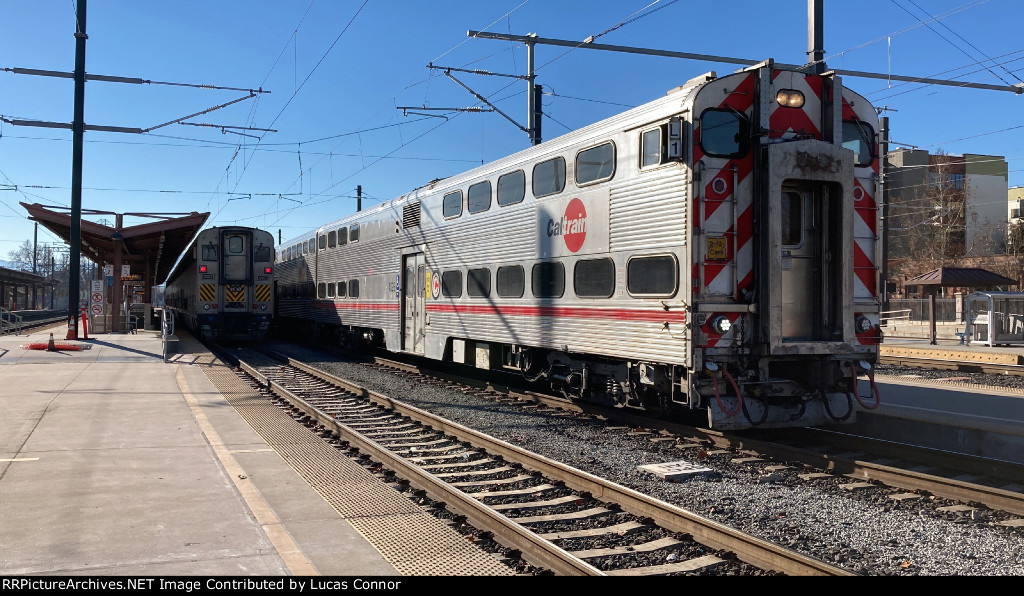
[
  {"left": 0, "top": 325, "right": 514, "bottom": 577},
  {"left": 880, "top": 336, "right": 1024, "bottom": 365}
]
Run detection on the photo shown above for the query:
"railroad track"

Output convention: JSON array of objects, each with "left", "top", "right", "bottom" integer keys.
[
  {"left": 215, "top": 343, "right": 853, "bottom": 577},
  {"left": 361, "top": 352, "right": 1024, "bottom": 523},
  {"left": 1, "top": 315, "right": 66, "bottom": 336}
]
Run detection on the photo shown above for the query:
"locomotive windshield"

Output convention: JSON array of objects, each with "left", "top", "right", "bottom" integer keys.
[
  {"left": 841, "top": 120, "right": 875, "bottom": 166},
  {"left": 700, "top": 108, "right": 750, "bottom": 158}
]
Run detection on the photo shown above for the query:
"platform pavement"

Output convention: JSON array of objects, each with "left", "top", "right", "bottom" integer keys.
[
  {"left": 0, "top": 325, "right": 400, "bottom": 577},
  {"left": 880, "top": 335, "right": 1024, "bottom": 365}
]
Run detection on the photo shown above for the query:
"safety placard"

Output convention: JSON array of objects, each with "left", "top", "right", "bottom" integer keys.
[
  {"left": 90, "top": 280, "right": 104, "bottom": 315},
  {"left": 706, "top": 237, "right": 728, "bottom": 261}
]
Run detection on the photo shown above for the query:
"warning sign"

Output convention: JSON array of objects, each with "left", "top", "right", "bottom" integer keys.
[
  {"left": 706, "top": 237, "right": 728, "bottom": 261},
  {"left": 90, "top": 282, "right": 104, "bottom": 315}
]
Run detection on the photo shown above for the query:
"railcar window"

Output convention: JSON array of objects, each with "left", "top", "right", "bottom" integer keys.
[
  {"left": 441, "top": 270, "right": 462, "bottom": 298},
  {"left": 350, "top": 224, "right": 359, "bottom": 242},
  {"left": 349, "top": 279, "right": 359, "bottom": 298},
  {"left": 328, "top": 230, "right": 336, "bottom": 248},
  {"left": 532, "top": 157, "right": 566, "bottom": 198},
  {"left": 338, "top": 227, "right": 348, "bottom": 246},
  {"left": 641, "top": 128, "right": 663, "bottom": 167},
  {"left": 574, "top": 258, "right": 615, "bottom": 298},
  {"left": 317, "top": 283, "right": 327, "bottom": 299},
  {"left": 842, "top": 120, "right": 875, "bottom": 167},
  {"left": 443, "top": 191, "right": 463, "bottom": 218},
  {"left": 228, "top": 236, "right": 243, "bottom": 253},
  {"left": 576, "top": 142, "right": 615, "bottom": 185},
  {"left": 699, "top": 109, "right": 749, "bottom": 158},
  {"left": 781, "top": 191, "right": 803, "bottom": 247},
  {"left": 337, "top": 280, "right": 347, "bottom": 298},
  {"left": 327, "top": 283, "right": 336, "bottom": 298},
  {"left": 626, "top": 255, "right": 678, "bottom": 296},
  {"left": 467, "top": 268, "right": 491, "bottom": 298},
  {"left": 319, "top": 235, "right": 327, "bottom": 250},
  {"left": 532, "top": 262, "right": 565, "bottom": 298},
  {"left": 496, "top": 265, "right": 525, "bottom": 298},
  {"left": 255, "top": 245, "right": 272, "bottom": 262},
  {"left": 202, "top": 245, "right": 218, "bottom": 260},
  {"left": 468, "top": 181, "right": 492, "bottom": 214},
  {"left": 497, "top": 170, "right": 525, "bottom": 206}
]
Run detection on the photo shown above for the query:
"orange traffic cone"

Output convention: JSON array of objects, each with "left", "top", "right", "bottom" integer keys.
[
  {"left": 46, "top": 332, "right": 56, "bottom": 352},
  {"left": 65, "top": 317, "right": 76, "bottom": 340}
]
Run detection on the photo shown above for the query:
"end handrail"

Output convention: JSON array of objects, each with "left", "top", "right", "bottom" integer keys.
[{"left": 0, "top": 307, "right": 24, "bottom": 336}]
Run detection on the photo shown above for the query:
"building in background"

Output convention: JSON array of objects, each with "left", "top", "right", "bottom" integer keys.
[
  {"left": 1009, "top": 186, "right": 1024, "bottom": 222},
  {"left": 886, "top": 149, "right": 1011, "bottom": 296},
  {"left": 887, "top": 149, "right": 1008, "bottom": 259}
]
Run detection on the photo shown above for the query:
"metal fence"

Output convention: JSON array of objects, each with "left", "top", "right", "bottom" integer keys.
[{"left": 883, "top": 298, "right": 959, "bottom": 323}]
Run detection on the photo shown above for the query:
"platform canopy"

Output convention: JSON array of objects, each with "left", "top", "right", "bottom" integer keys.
[
  {"left": 21, "top": 202, "right": 209, "bottom": 288},
  {"left": 904, "top": 267, "right": 1018, "bottom": 290}
]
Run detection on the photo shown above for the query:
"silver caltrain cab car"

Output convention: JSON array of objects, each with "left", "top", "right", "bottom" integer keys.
[
  {"left": 275, "top": 60, "right": 883, "bottom": 430},
  {"left": 165, "top": 226, "right": 275, "bottom": 341}
]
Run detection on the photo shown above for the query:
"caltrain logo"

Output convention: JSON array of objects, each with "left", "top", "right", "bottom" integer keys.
[{"left": 547, "top": 197, "right": 587, "bottom": 253}]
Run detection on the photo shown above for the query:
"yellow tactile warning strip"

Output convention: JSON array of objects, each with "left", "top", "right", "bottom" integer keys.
[
  {"left": 199, "top": 284, "right": 216, "bottom": 302},
  {"left": 254, "top": 284, "right": 272, "bottom": 303},
  {"left": 880, "top": 345, "right": 1023, "bottom": 365},
  {"left": 174, "top": 366, "right": 318, "bottom": 576},
  {"left": 181, "top": 336, "right": 515, "bottom": 576}
]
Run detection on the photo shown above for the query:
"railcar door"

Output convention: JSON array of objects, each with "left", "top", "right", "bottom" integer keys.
[
  {"left": 779, "top": 184, "right": 840, "bottom": 341},
  {"left": 402, "top": 253, "right": 426, "bottom": 354},
  {"left": 222, "top": 230, "right": 252, "bottom": 312}
]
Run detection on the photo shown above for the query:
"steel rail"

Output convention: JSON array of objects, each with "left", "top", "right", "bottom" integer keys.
[{"left": 262, "top": 354, "right": 856, "bottom": 577}]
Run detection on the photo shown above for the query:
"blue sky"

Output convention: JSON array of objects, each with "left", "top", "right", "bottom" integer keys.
[{"left": 2, "top": 0, "right": 1023, "bottom": 260}]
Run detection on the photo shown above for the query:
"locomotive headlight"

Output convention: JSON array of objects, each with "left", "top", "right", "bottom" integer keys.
[
  {"left": 203, "top": 304, "right": 211, "bottom": 311},
  {"left": 710, "top": 315, "right": 732, "bottom": 334},
  {"left": 856, "top": 316, "right": 873, "bottom": 333},
  {"left": 776, "top": 88, "right": 805, "bottom": 108}
]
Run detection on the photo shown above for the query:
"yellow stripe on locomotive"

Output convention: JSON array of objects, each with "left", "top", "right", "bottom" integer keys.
[
  {"left": 199, "top": 284, "right": 216, "bottom": 302},
  {"left": 254, "top": 284, "right": 271, "bottom": 303},
  {"left": 225, "top": 284, "right": 246, "bottom": 302}
]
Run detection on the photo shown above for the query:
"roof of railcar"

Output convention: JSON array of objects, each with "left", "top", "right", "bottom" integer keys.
[{"left": 284, "top": 72, "right": 720, "bottom": 246}]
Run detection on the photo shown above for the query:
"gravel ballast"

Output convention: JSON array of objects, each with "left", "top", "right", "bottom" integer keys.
[{"left": 269, "top": 342, "right": 1024, "bottom": 576}]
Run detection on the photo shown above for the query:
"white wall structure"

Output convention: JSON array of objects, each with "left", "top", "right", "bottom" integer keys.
[{"left": 964, "top": 154, "right": 1009, "bottom": 255}]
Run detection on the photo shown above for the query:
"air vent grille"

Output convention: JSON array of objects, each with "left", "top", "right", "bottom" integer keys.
[{"left": 402, "top": 202, "right": 421, "bottom": 229}]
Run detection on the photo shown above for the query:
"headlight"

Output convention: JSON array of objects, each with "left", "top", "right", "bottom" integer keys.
[
  {"left": 203, "top": 304, "right": 211, "bottom": 311},
  {"left": 856, "top": 316, "right": 873, "bottom": 333},
  {"left": 710, "top": 315, "right": 732, "bottom": 334},
  {"left": 776, "top": 88, "right": 805, "bottom": 108}
]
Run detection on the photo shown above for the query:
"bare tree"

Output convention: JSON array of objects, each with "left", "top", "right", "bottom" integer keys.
[{"left": 6, "top": 240, "right": 35, "bottom": 272}]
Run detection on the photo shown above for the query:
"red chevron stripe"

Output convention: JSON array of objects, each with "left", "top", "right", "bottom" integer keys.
[{"left": 853, "top": 243, "right": 877, "bottom": 295}]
